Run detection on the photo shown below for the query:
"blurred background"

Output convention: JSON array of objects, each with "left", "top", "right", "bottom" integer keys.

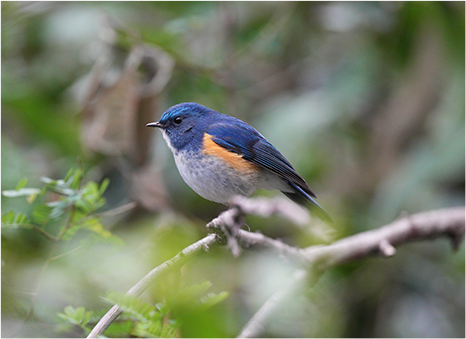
[{"left": 2, "top": 1, "right": 464, "bottom": 337}]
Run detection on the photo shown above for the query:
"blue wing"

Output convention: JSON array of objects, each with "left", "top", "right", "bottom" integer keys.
[
  {"left": 206, "top": 120, "right": 334, "bottom": 223},
  {"left": 206, "top": 120, "right": 317, "bottom": 198}
]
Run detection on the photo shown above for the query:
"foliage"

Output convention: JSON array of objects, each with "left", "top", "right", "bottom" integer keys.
[
  {"left": 2, "top": 166, "right": 230, "bottom": 338},
  {"left": 56, "top": 281, "right": 228, "bottom": 338},
  {"left": 2, "top": 166, "right": 116, "bottom": 243},
  {"left": 56, "top": 306, "right": 95, "bottom": 335}
]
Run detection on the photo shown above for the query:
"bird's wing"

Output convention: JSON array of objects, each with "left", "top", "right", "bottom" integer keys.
[{"left": 206, "top": 121, "right": 317, "bottom": 198}]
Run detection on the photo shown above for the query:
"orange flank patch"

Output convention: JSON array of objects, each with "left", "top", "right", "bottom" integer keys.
[{"left": 202, "top": 133, "right": 258, "bottom": 173}]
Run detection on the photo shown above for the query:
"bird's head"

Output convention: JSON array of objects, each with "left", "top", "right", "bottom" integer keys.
[{"left": 146, "top": 102, "right": 215, "bottom": 152}]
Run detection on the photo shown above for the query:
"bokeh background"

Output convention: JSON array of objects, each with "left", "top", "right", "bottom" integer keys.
[{"left": 2, "top": 1, "right": 464, "bottom": 338}]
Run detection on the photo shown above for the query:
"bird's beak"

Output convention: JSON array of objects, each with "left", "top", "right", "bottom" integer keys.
[{"left": 146, "top": 121, "right": 165, "bottom": 129}]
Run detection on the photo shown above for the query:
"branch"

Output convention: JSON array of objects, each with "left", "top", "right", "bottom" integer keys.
[
  {"left": 207, "top": 196, "right": 312, "bottom": 257},
  {"left": 86, "top": 234, "right": 218, "bottom": 338},
  {"left": 303, "top": 206, "right": 465, "bottom": 268},
  {"left": 86, "top": 195, "right": 464, "bottom": 339},
  {"left": 88, "top": 196, "right": 311, "bottom": 337},
  {"left": 229, "top": 195, "right": 311, "bottom": 226},
  {"left": 236, "top": 228, "right": 307, "bottom": 263},
  {"left": 237, "top": 206, "right": 465, "bottom": 338},
  {"left": 13, "top": 223, "right": 59, "bottom": 242}
]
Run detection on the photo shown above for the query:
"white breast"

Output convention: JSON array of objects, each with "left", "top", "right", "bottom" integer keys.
[{"left": 173, "top": 150, "right": 260, "bottom": 204}]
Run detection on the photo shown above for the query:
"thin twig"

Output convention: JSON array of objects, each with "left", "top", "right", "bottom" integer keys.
[
  {"left": 50, "top": 244, "right": 85, "bottom": 261},
  {"left": 86, "top": 234, "right": 218, "bottom": 338},
  {"left": 55, "top": 205, "right": 77, "bottom": 241},
  {"left": 4, "top": 223, "right": 59, "bottom": 242},
  {"left": 238, "top": 269, "right": 308, "bottom": 338},
  {"left": 95, "top": 202, "right": 137, "bottom": 218}
]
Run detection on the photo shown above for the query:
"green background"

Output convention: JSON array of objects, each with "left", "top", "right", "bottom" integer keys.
[{"left": 2, "top": 2, "right": 464, "bottom": 337}]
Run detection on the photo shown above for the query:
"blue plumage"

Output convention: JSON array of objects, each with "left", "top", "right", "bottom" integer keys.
[{"left": 147, "top": 102, "right": 333, "bottom": 223}]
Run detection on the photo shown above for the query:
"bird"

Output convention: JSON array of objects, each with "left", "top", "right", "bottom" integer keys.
[{"left": 146, "top": 102, "right": 333, "bottom": 223}]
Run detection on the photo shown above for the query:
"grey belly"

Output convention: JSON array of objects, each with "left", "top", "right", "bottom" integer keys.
[{"left": 174, "top": 152, "right": 261, "bottom": 204}]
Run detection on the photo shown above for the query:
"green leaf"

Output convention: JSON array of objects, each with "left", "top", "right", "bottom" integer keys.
[
  {"left": 62, "top": 217, "right": 121, "bottom": 243},
  {"left": 41, "top": 177, "right": 75, "bottom": 195},
  {"left": 2, "top": 211, "right": 30, "bottom": 228},
  {"left": 47, "top": 200, "right": 70, "bottom": 219},
  {"left": 1, "top": 214, "right": 7, "bottom": 224},
  {"left": 69, "top": 167, "right": 83, "bottom": 190},
  {"left": 99, "top": 178, "right": 110, "bottom": 195},
  {"left": 16, "top": 177, "right": 28, "bottom": 190},
  {"left": 104, "top": 292, "right": 161, "bottom": 322},
  {"left": 105, "top": 320, "right": 134, "bottom": 338},
  {"left": 173, "top": 281, "right": 212, "bottom": 304},
  {"left": 82, "top": 218, "right": 112, "bottom": 239},
  {"left": 82, "top": 182, "right": 100, "bottom": 205},
  {"left": 155, "top": 303, "right": 169, "bottom": 316},
  {"left": 27, "top": 191, "right": 39, "bottom": 204},
  {"left": 199, "top": 291, "right": 229, "bottom": 311},
  {"left": 64, "top": 168, "right": 75, "bottom": 182},
  {"left": 32, "top": 204, "right": 54, "bottom": 225},
  {"left": 2, "top": 188, "right": 40, "bottom": 198},
  {"left": 8, "top": 211, "right": 15, "bottom": 223},
  {"left": 85, "top": 218, "right": 112, "bottom": 239},
  {"left": 77, "top": 182, "right": 106, "bottom": 213},
  {"left": 103, "top": 293, "right": 178, "bottom": 337},
  {"left": 57, "top": 306, "right": 93, "bottom": 329},
  {"left": 14, "top": 213, "right": 29, "bottom": 225},
  {"left": 60, "top": 225, "right": 80, "bottom": 241},
  {"left": 40, "top": 177, "right": 59, "bottom": 185}
]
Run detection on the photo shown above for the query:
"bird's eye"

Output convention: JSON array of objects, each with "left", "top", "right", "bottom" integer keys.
[{"left": 174, "top": 117, "right": 183, "bottom": 124}]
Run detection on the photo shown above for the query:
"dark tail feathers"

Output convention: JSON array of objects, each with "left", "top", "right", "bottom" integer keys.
[{"left": 282, "top": 182, "right": 334, "bottom": 223}]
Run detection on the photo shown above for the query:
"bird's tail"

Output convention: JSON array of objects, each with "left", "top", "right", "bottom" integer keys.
[{"left": 282, "top": 182, "right": 334, "bottom": 223}]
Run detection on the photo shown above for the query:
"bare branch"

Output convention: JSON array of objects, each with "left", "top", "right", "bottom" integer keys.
[
  {"left": 207, "top": 196, "right": 312, "bottom": 257},
  {"left": 207, "top": 208, "right": 244, "bottom": 257},
  {"left": 230, "top": 195, "right": 311, "bottom": 226},
  {"left": 378, "top": 239, "right": 396, "bottom": 257},
  {"left": 236, "top": 229, "right": 307, "bottom": 264},
  {"left": 238, "top": 206, "right": 465, "bottom": 338},
  {"left": 303, "top": 206, "right": 465, "bottom": 268}
]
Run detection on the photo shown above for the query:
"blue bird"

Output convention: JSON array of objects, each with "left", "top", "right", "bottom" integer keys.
[{"left": 147, "top": 102, "right": 333, "bottom": 223}]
